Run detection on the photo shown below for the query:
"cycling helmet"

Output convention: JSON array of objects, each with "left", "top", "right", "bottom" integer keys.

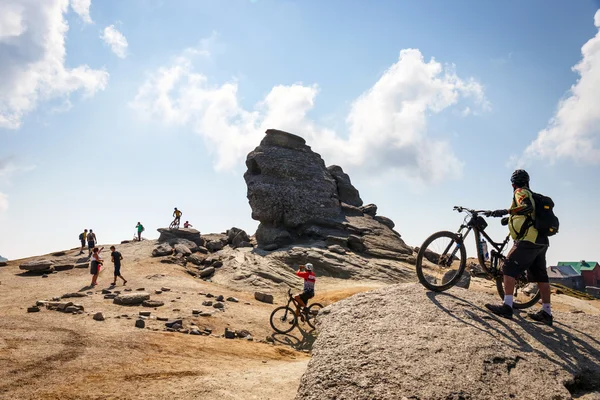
[
  {"left": 305, "top": 263, "right": 313, "bottom": 271},
  {"left": 511, "top": 169, "right": 530, "bottom": 186},
  {"left": 174, "top": 207, "right": 178, "bottom": 210}
]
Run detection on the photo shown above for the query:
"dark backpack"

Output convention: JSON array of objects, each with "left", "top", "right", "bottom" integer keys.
[
  {"left": 79, "top": 233, "right": 84, "bottom": 240},
  {"left": 531, "top": 192, "right": 559, "bottom": 237}
]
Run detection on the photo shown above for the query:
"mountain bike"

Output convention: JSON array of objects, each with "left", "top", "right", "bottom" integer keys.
[
  {"left": 270, "top": 289, "right": 324, "bottom": 334},
  {"left": 169, "top": 218, "right": 180, "bottom": 230},
  {"left": 415, "top": 206, "right": 541, "bottom": 309}
]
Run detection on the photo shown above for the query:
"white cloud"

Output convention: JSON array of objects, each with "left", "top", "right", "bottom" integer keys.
[
  {"left": 101, "top": 25, "right": 128, "bottom": 58},
  {"left": 131, "top": 46, "right": 487, "bottom": 183},
  {"left": 70, "top": 0, "right": 92, "bottom": 24},
  {"left": 0, "top": 0, "right": 108, "bottom": 130},
  {"left": 523, "top": 10, "right": 600, "bottom": 165}
]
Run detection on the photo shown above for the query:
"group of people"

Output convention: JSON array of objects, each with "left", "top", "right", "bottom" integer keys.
[
  {"left": 172, "top": 207, "right": 193, "bottom": 228},
  {"left": 89, "top": 245, "right": 127, "bottom": 287},
  {"left": 78, "top": 229, "right": 97, "bottom": 256}
]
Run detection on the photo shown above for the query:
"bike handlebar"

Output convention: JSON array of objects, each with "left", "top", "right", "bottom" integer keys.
[{"left": 453, "top": 206, "right": 493, "bottom": 215}]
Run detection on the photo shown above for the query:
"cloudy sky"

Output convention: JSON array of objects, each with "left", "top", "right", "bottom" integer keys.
[{"left": 1, "top": 0, "right": 600, "bottom": 266}]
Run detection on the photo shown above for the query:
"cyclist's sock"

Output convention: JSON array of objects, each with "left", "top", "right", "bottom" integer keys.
[
  {"left": 542, "top": 303, "right": 552, "bottom": 315},
  {"left": 503, "top": 295, "right": 514, "bottom": 308}
]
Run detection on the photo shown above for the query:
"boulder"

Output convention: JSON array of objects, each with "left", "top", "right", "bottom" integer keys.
[
  {"left": 263, "top": 243, "right": 279, "bottom": 251},
  {"left": 93, "top": 312, "right": 105, "bottom": 321},
  {"left": 113, "top": 292, "right": 150, "bottom": 306},
  {"left": 19, "top": 260, "right": 54, "bottom": 272},
  {"left": 157, "top": 228, "right": 205, "bottom": 247},
  {"left": 328, "top": 245, "right": 346, "bottom": 255},
  {"left": 199, "top": 267, "right": 215, "bottom": 278},
  {"left": 359, "top": 203, "right": 377, "bottom": 216},
  {"left": 244, "top": 129, "right": 342, "bottom": 248},
  {"left": 142, "top": 300, "right": 164, "bottom": 307},
  {"left": 256, "top": 225, "right": 293, "bottom": 248},
  {"left": 206, "top": 240, "right": 224, "bottom": 252},
  {"left": 347, "top": 235, "right": 366, "bottom": 253},
  {"left": 173, "top": 244, "right": 192, "bottom": 256},
  {"left": 152, "top": 244, "right": 173, "bottom": 257},
  {"left": 327, "top": 165, "right": 363, "bottom": 207},
  {"left": 296, "top": 283, "right": 600, "bottom": 400},
  {"left": 165, "top": 319, "right": 183, "bottom": 328},
  {"left": 340, "top": 202, "right": 363, "bottom": 216},
  {"left": 169, "top": 238, "right": 200, "bottom": 253},
  {"left": 254, "top": 292, "right": 274, "bottom": 304},
  {"left": 227, "top": 227, "right": 252, "bottom": 248},
  {"left": 197, "top": 246, "right": 208, "bottom": 254},
  {"left": 188, "top": 253, "right": 207, "bottom": 266},
  {"left": 135, "top": 319, "right": 145, "bottom": 329},
  {"left": 374, "top": 215, "right": 395, "bottom": 230},
  {"left": 27, "top": 306, "right": 40, "bottom": 313},
  {"left": 54, "top": 263, "right": 75, "bottom": 271}
]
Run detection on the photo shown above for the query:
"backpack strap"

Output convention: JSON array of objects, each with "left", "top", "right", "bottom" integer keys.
[{"left": 511, "top": 193, "right": 534, "bottom": 240}]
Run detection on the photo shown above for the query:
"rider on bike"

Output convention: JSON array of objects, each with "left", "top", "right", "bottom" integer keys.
[
  {"left": 173, "top": 208, "right": 182, "bottom": 225},
  {"left": 294, "top": 263, "right": 316, "bottom": 320},
  {"left": 485, "top": 169, "right": 553, "bottom": 325}
]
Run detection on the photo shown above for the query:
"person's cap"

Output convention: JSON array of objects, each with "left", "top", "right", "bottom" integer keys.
[{"left": 305, "top": 263, "right": 313, "bottom": 271}]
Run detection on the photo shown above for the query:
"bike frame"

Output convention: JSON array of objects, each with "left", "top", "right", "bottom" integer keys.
[{"left": 446, "top": 209, "right": 511, "bottom": 276}]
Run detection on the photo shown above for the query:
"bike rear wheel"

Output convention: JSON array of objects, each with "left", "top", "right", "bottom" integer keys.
[
  {"left": 495, "top": 275, "right": 541, "bottom": 309},
  {"left": 306, "top": 303, "right": 323, "bottom": 329},
  {"left": 416, "top": 231, "right": 467, "bottom": 292},
  {"left": 270, "top": 306, "right": 297, "bottom": 334}
]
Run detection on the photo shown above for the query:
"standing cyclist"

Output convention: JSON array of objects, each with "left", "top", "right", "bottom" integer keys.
[
  {"left": 294, "top": 263, "right": 316, "bottom": 320},
  {"left": 484, "top": 169, "right": 553, "bottom": 325},
  {"left": 173, "top": 208, "right": 182, "bottom": 226}
]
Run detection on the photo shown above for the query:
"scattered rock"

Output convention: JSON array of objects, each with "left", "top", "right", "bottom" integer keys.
[
  {"left": 27, "top": 306, "right": 40, "bottom": 313},
  {"left": 174, "top": 243, "right": 192, "bottom": 256},
  {"left": 226, "top": 297, "right": 239, "bottom": 303},
  {"left": 254, "top": 292, "right": 274, "bottom": 304},
  {"left": 20, "top": 260, "right": 54, "bottom": 272},
  {"left": 74, "top": 263, "right": 88, "bottom": 269},
  {"left": 227, "top": 227, "right": 252, "bottom": 249},
  {"left": 211, "top": 260, "right": 223, "bottom": 268},
  {"left": 165, "top": 319, "right": 183, "bottom": 328},
  {"left": 64, "top": 306, "right": 80, "bottom": 313},
  {"left": 113, "top": 292, "right": 150, "bottom": 306},
  {"left": 157, "top": 317, "right": 169, "bottom": 321},
  {"left": 188, "top": 253, "right": 207, "bottom": 266},
  {"left": 155, "top": 290, "right": 162, "bottom": 295},
  {"left": 206, "top": 240, "right": 224, "bottom": 252},
  {"left": 224, "top": 328, "right": 236, "bottom": 339},
  {"left": 135, "top": 319, "right": 145, "bottom": 329},
  {"left": 215, "top": 295, "right": 224, "bottom": 302},
  {"left": 54, "top": 263, "right": 75, "bottom": 271},
  {"left": 139, "top": 311, "right": 151, "bottom": 317},
  {"left": 213, "top": 302, "right": 225, "bottom": 309},
  {"left": 102, "top": 289, "right": 112, "bottom": 294},
  {"left": 199, "top": 267, "right": 215, "bottom": 278},
  {"left": 136, "top": 288, "right": 145, "bottom": 291},
  {"left": 104, "top": 294, "right": 117, "bottom": 299},
  {"left": 442, "top": 270, "right": 471, "bottom": 289},
  {"left": 236, "top": 329, "right": 252, "bottom": 338},
  {"left": 51, "top": 251, "right": 67, "bottom": 257},
  {"left": 205, "top": 293, "right": 214, "bottom": 298},
  {"left": 152, "top": 244, "right": 173, "bottom": 257},
  {"left": 199, "top": 311, "right": 214, "bottom": 317},
  {"left": 161, "top": 287, "right": 171, "bottom": 292},
  {"left": 42, "top": 274, "right": 49, "bottom": 278},
  {"left": 93, "top": 312, "right": 105, "bottom": 321},
  {"left": 263, "top": 243, "right": 279, "bottom": 251},
  {"left": 202, "top": 300, "right": 213, "bottom": 307},
  {"left": 61, "top": 292, "right": 87, "bottom": 299},
  {"left": 197, "top": 246, "right": 209, "bottom": 254},
  {"left": 190, "top": 328, "right": 201, "bottom": 335}
]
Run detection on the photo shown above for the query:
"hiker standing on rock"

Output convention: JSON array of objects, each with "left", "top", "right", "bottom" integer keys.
[
  {"left": 109, "top": 246, "right": 127, "bottom": 286},
  {"left": 135, "top": 222, "right": 144, "bottom": 241},
  {"left": 485, "top": 170, "right": 554, "bottom": 326},
  {"left": 78, "top": 229, "right": 88, "bottom": 255},
  {"left": 87, "top": 229, "right": 97, "bottom": 256},
  {"left": 184, "top": 221, "right": 193, "bottom": 228},
  {"left": 90, "top": 247, "right": 103, "bottom": 286}
]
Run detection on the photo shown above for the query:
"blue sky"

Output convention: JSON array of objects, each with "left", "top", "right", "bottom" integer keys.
[{"left": 1, "top": 0, "right": 600, "bottom": 267}]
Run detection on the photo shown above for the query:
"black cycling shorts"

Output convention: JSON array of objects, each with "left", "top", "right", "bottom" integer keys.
[
  {"left": 299, "top": 290, "right": 315, "bottom": 305},
  {"left": 502, "top": 240, "right": 549, "bottom": 283}
]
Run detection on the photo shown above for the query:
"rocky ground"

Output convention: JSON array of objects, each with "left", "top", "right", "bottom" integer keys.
[
  {"left": 297, "top": 283, "right": 600, "bottom": 400},
  {"left": 0, "top": 239, "right": 387, "bottom": 400}
]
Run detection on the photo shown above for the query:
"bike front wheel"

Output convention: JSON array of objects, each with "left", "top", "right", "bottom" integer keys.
[
  {"left": 306, "top": 303, "right": 324, "bottom": 330},
  {"left": 495, "top": 276, "right": 542, "bottom": 309},
  {"left": 416, "top": 231, "right": 467, "bottom": 292},
  {"left": 270, "top": 306, "right": 297, "bottom": 334}
]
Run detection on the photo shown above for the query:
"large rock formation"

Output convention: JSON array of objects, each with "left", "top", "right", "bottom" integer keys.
[
  {"left": 297, "top": 283, "right": 600, "bottom": 400},
  {"left": 244, "top": 129, "right": 411, "bottom": 260}
]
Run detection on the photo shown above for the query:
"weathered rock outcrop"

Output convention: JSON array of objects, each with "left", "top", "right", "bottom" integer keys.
[
  {"left": 19, "top": 260, "right": 54, "bottom": 272},
  {"left": 244, "top": 129, "right": 412, "bottom": 261},
  {"left": 157, "top": 228, "right": 205, "bottom": 247},
  {"left": 297, "top": 283, "right": 600, "bottom": 400}
]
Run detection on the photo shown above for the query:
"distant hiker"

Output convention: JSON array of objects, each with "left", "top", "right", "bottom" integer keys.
[
  {"left": 173, "top": 208, "right": 182, "bottom": 224},
  {"left": 110, "top": 246, "right": 127, "bottom": 286},
  {"left": 294, "top": 263, "right": 316, "bottom": 320},
  {"left": 87, "top": 229, "right": 97, "bottom": 256},
  {"left": 135, "top": 222, "right": 145, "bottom": 241},
  {"left": 90, "top": 247, "right": 103, "bottom": 286},
  {"left": 78, "top": 229, "right": 88, "bottom": 255},
  {"left": 184, "top": 221, "right": 193, "bottom": 228}
]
